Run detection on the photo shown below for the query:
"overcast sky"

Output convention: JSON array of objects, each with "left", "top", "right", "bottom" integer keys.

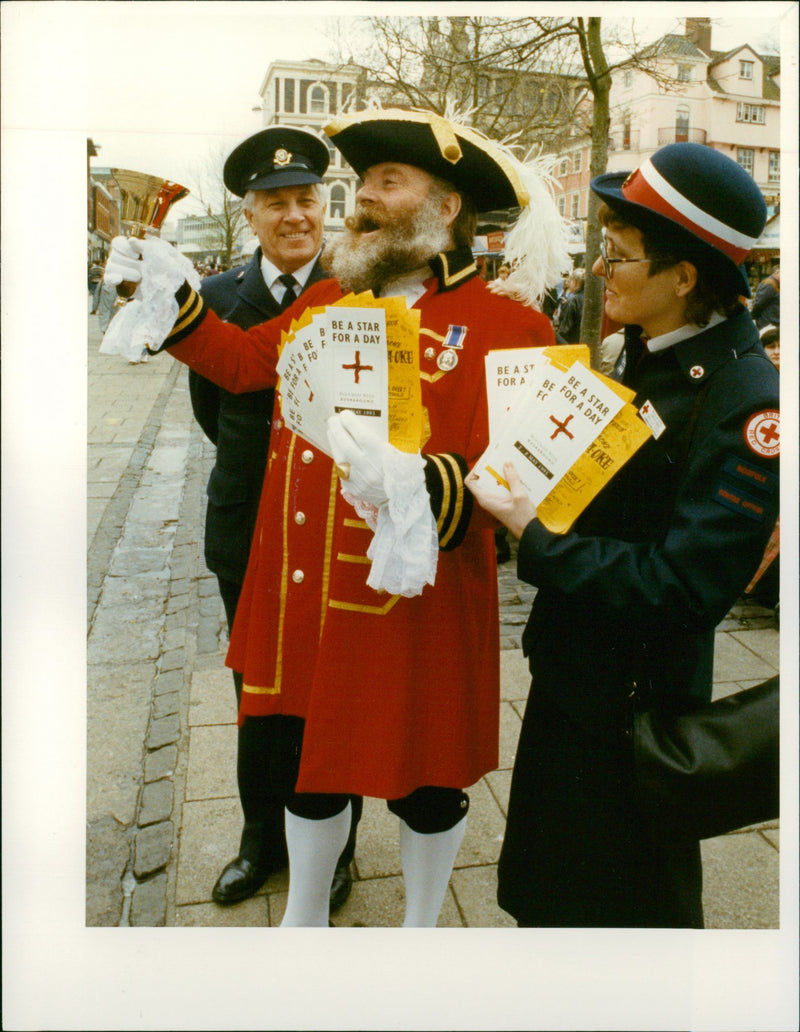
[{"left": 3, "top": 0, "right": 792, "bottom": 223}]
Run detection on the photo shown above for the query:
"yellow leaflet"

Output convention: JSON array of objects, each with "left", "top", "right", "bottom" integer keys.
[
  {"left": 537, "top": 400, "right": 652, "bottom": 534},
  {"left": 543, "top": 343, "right": 591, "bottom": 370},
  {"left": 382, "top": 299, "right": 423, "bottom": 453}
]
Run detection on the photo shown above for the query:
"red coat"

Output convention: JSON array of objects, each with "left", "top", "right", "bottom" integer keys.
[{"left": 169, "top": 253, "right": 553, "bottom": 798}]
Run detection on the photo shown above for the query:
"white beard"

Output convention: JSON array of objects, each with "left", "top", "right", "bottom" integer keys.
[{"left": 323, "top": 195, "right": 453, "bottom": 295}]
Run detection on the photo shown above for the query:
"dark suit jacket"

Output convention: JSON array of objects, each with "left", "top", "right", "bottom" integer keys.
[
  {"left": 750, "top": 275, "right": 780, "bottom": 328},
  {"left": 189, "top": 248, "right": 326, "bottom": 583}
]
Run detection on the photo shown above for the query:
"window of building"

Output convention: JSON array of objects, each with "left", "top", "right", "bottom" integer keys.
[
  {"left": 274, "top": 80, "right": 280, "bottom": 111},
  {"left": 330, "top": 183, "right": 346, "bottom": 219},
  {"left": 768, "top": 151, "right": 780, "bottom": 182},
  {"left": 675, "top": 105, "right": 690, "bottom": 142},
  {"left": 737, "top": 148, "right": 754, "bottom": 175},
  {"left": 623, "top": 117, "right": 632, "bottom": 150},
  {"left": 559, "top": 157, "right": 570, "bottom": 177},
  {"left": 326, "top": 139, "right": 337, "bottom": 168},
  {"left": 677, "top": 64, "right": 693, "bottom": 82},
  {"left": 284, "top": 78, "right": 295, "bottom": 113},
  {"left": 739, "top": 60, "right": 754, "bottom": 80},
  {"left": 557, "top": 195, "right": 566, "bottom": 216},
  {"left": 623, "top": 70, "right": 633, "bottom": 88},
  {"left": 310, "top": 85, "right": 326, "bottom": 114},
  {"left": 571, "top": 193, "right": 580, "bottom": 219},
  {"left": 573, "top": 151, "right": 582, "bottom": 173},
  {"left": 736, "top": 102, "right": 766, "bottom": 123}
]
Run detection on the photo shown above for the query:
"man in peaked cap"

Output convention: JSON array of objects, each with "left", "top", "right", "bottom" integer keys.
[
  {"left": 188, "top": 126, "right": 360, "bottom": 910},
  {"left": 468, "top": 142, "right": 780, "bottom": 928},
  {"left": 105, "top": 107, "right": 568, "bottom": 927}
]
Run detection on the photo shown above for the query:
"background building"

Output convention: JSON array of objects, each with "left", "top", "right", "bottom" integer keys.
[
  {"left": 255, "top": 58, "right": 370, "bottom": 233},
  {"left": 549, "top": 18, "right": 781, "bottom": 285}
]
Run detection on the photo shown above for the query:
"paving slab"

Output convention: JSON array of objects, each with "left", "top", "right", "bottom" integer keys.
[
  {"left": 185, "top": 723, "right": 238, "bottom": 800},
  {"left": 451, "top": 864, "right": 516, "bottom": 928},
  {"left": 702, "top": 830, "right": 780, "bottom": 929},
  {"left": 176, "top": 895, "right": 270, "bottom": 927},
  {"left": 189, "top": 667, "right": 237, "bottom": 726},
  {"left": 713, "top": 629, "right": 778, "bottom": 682}
]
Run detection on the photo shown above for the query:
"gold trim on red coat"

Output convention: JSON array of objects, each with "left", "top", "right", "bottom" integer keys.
[
  {"left": 320, "top": 471, "right": 338, "bottom": 639},
  {"left": 328, "top": 594, "right": 401, "bottom": 615}
]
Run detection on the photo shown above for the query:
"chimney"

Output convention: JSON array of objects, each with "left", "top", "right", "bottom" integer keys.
[{"left": 685, "top": 17, "right": 712, "bottom": 55}]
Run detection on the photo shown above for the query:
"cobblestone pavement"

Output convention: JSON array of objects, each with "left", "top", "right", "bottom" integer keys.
[{"left": 86, "top": 311, "right": 782, "bottom": 931}]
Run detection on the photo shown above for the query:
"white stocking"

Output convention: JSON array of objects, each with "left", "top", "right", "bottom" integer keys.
[
  {"left": 281, "top": 803, "right": 351, "bottom": 927},
  {"left": 400, "top": 816, "right": 467, "bottom": 927}
]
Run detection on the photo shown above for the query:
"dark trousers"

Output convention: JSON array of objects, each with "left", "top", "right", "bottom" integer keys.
[{"left": 217, "top": 577, "right": 361, "bottom": 870}]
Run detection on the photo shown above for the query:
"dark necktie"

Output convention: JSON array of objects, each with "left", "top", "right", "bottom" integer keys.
[{"left": 276, "top": 273, "right": 299, "bottom": 311}]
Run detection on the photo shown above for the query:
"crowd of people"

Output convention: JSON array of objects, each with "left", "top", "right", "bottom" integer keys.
[{"left": 99, "top": 110, "right": 780, "bottom": 930}]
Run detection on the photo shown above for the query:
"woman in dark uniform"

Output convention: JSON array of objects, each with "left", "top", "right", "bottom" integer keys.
[{"left": 468, "top": 142, "right": 780, "bottom": 927}]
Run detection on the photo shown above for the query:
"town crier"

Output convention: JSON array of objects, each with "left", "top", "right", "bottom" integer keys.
[{"left": 103, "top": 108, "right": 570, "bottom": 927}]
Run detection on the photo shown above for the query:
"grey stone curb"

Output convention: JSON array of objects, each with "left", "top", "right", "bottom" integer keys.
[
  {"left": 88, "top": 360, "right": 182, "bottom": 628},
  {"left": 127, "top": 417, "right": 222, "bottom": 926}
]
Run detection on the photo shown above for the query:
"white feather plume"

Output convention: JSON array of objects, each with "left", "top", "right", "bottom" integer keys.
[{"left": 498, "top": 152, "right": 574, "bottom": 309}]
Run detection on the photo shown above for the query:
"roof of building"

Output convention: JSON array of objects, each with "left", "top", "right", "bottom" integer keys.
[
  {"left": 640, "top": 34, "right": 781, "bottom": 101},
  {"left": 656, "top": 33, "right": 710, "bottom": 60}
]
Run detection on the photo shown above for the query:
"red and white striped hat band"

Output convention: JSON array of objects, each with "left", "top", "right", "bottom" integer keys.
[{"left": 621, "top": 157, "right": 759, "bottom": 265}]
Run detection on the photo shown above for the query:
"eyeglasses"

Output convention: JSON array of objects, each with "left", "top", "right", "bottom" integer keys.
[{"left": 599, "top": 239, "right": 651, "bottom": 280}]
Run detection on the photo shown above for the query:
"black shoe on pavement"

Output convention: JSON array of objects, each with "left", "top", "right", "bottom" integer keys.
[
  {"left": 329, "top": 861, "right": 353, "bottom": 911},
  {"left": 212, "top": 856, "right": 279, "bottom": 906}
]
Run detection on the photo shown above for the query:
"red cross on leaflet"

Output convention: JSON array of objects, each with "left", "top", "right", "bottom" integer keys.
[
  {"left": 342, "top": 350, "right": 373, "bottom": 384},
  {"left": 759, "top": 421, "right": 779, "bottom": 446},
  {"left": 549, "top": 413, "right": 575, "bottom": 441}
]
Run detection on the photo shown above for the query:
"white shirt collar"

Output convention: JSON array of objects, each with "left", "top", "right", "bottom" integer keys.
[
  {"left": 260, "top": 250, "right": 321, "bottom": 299},
  {"left": 378, "top": 266, "right": 432, "bottom": 307},
  {"left": 646, "top": 311, "right": 727, "bottom": 353}
]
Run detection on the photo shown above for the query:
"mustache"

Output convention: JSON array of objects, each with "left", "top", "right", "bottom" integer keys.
[{"left": 344, "top": 204, "right": 395, "bottom": 235}]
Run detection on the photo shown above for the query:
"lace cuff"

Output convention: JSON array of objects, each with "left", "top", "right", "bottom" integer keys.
[
  {"left": 99, "top": 238, "right": 200, "bottom": 362},
  {"left": 342, "top": 450, "right": 438, "bottom": 597}
]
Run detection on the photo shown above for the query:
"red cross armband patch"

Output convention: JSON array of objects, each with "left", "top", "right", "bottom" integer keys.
[{"left": 744, "top": 410, "right": 780, "bottom": 458}]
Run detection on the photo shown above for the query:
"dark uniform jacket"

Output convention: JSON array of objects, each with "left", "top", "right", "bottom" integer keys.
[
  {"left": 189, "top": 249, "right": 326, "bottom": 584},
  {"left": 521, "top": 306, "right": 779, "bottom": 726},
  {"left": 498, "top": 306, "right": 780, "bottom": 926}
]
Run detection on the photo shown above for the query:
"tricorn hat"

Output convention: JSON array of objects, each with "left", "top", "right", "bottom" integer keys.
[
  {"left": 325, "top": 108, "right": 529, "bottom": 213},
  {"left": 224, "top": 126, "right": 329, "bottom": 197},
  {"left": 591, "top": 143, "right": 766, "bottom": 294}
]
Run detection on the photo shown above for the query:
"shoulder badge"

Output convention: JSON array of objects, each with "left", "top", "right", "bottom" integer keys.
[{"left": 744, "top": 410, "right": 780, "bottom": 458}]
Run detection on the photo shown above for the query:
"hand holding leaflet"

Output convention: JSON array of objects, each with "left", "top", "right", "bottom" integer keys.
[{"left": 472, "top": 356, "right": 652, "bottom": 534}]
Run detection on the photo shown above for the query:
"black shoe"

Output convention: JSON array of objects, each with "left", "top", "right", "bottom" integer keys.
[
  {"left": 329, "top": 861, "right": 353, "bottom": 912},
  {"left": 212, "top": 856, "right": 278, "bottom": 906}
]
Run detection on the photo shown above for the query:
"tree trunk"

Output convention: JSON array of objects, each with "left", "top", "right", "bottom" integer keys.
[{"left": 579, "top": 17, "right": 610, "bottom": 367}]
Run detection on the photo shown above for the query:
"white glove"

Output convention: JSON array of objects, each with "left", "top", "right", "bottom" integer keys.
[
  {"left": 99, "top": 237, "right": 201, "bottom": 361},
  {"left": 327, "top": 410, "right": 392, "bottom": 506},
  {"left": 104, "top": 236, "right": 144, "bottom": 286},
  {"left": 327, "top": 410, "right": 438, "bottom": 596}
]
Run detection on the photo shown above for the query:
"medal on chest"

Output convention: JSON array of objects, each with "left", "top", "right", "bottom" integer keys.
[{"left": 423, "top": 324, "right": 468, "bottom": 373}]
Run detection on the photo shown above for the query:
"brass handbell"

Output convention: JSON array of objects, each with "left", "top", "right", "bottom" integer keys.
[{"left": 110, "top": 168, "right": 189, "bottom": 300}]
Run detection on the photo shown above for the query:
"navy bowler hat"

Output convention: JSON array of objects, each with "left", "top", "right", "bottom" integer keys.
[
  {"left": 325, "top": 108, "right": 529, "bottom": 213},
  {"left": 591, "top": 143, "right": 766, "bottom": 294},
  {"left": 224, "top": 126, "right": 329, "bottom": 197}
]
